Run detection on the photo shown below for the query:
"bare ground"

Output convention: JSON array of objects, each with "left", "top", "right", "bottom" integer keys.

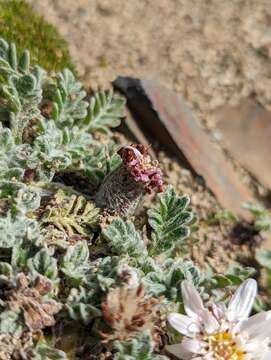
[{"left": 28, "top": 0, "right": 271, "bottom": 129}]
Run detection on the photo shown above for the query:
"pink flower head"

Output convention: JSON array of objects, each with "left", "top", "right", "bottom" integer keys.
[{"left": 118, "top": 144, "right": 163, "bottom": 194}]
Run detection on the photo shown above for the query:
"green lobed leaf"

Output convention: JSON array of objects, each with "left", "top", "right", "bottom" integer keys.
[
  {"left": 81, "top": 90, "right": 124, "bottom": 135},
  {"left": 142, "top": 259, "right": 202, "bottom": 302},
  {"left": 0, "top": 212, "right": 40, "bottom": 248},
  {"left": 102, "top": 218, "right": 147, "bottom": 257},
  {"left": 148, "top": 185, "right": 194, "bottom": 255},
  {"left": 224, "top": 265, "right": 256, "bottom": 285},
  {"left": 60, "top": 240, "right": 90, "bottom": 284},
  {"left": 0, "top": 125, "right": 31, "bottom": 181},
  {"left": 11, "top": 242, "right": 35, "bottom": 269},
  {"left": 33, "top": 120, "right": 94, "bottom": 181},
  {"left": 84, "top": 142, "right": 121, "bottom": 187},
  {"left": 66, "top": 287, "right": 101, "bottom": 324},
  {"left": 0, "top": 39, "right": 44, "bottom": 142},
  {"left": 14, "top": 186, "right": 41, "bottom": 213},
  {"left": 0, "top": 38, "right": 29, "bottom": 75},
  {"left": 114, "top": 331, "right": 168, "bottom": 360},
  {"left": 27, "top": 248, "right": 59, "bottom": 284},
  {"left": 45, "top": 68, "right": 88, "bottom": 128}
]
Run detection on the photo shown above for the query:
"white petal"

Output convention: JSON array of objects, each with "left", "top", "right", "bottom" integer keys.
[
  {"left": 242, "top": 340, "right": 261, "bottom": 353},
  {"left": 240, "top": 311, "right": 271, "bottom": 337},
  {"left": 203, "top": 355, "right": 216, "bottom": 360},
  {"left": 209, "top": 302, "right": 227, "bottom": 321},
  {"left": 166, "top": 344, "right": 192, "bottom": 360},
  {"left": 242, "top": 314, "right": 271, "bottom": 341},
  {"left": 182, "top": 338, "right": 204, "bottom": 354},
  {"left": 262, "top": 350, "right": 271, "bottom": 360},
  {"left": 227, "top": 279, "right": 257, "bottom": 322},
  {"left": 243, "top": 340, "right": 270, "bottom": 359},
  {"left": 181, "top": 280, "right": 204, "bottom": 319},
  {"left": 168, "top": 313, "right": 200, "bottom": 336},
  {"left": 201, "top": 309, "right": 220, "bottom": 334}
]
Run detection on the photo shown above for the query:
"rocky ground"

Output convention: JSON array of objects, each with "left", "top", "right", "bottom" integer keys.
[{"left": 26, "top": 0, "right": 271, "bottom": 272}]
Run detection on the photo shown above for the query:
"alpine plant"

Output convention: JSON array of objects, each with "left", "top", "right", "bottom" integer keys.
[
  {"left": 0, "top": 37, "right": 270, "bottom": 359},
  {"left": 167, "top": 279, "right": 271, "bottom": 360},
  {"left": 95, "top": 144, "right": 163, "bottom": 215}
]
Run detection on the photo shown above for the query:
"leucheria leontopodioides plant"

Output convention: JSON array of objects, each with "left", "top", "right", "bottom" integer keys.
[{"left": 0, "top": 38, "right": 268, "bottom": 360}]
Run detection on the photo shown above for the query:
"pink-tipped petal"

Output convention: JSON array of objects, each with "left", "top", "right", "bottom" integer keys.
[
  {"left": 144, "top": 168, "right": 157, "bottom": 176},
  {"left": 128, "top": 159, "right": 138, "bottom": 166},
  {"left": 139, "top": 174, "right": 149, "bottom": 182},
  {"left": 120, "top": 144, "right": 163, "bottom": 193}
]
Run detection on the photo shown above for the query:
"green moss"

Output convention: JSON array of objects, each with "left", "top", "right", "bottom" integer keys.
[{"left": 0, "top": 0, "right": 75, "bottom": 72}]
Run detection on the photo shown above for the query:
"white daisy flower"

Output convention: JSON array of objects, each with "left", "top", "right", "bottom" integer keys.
[{"left": 167, "top": 279, "right": 271, "bottom": 360}]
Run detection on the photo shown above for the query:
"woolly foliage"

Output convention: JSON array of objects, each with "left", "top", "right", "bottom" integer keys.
[
  {"left": 0, "top": 37, "right": 258, "bottom": 359},
  {"left": 142, "top": 259, "right": 202, "bottom": 302},
  {"left": 102, "top": 218, "right": 147, "bottom": 257},
  {"left": 114, "top": 331, "right": 168, "bottom": 360},
  {"left": 60, "top": 240, "right": 90, "bottom": 285},
  {"left": 148, "top": 185, "right": 194, "bottom": 255},
  {"left": 0, "top": 38, "right": 124, "bottom": 183},
  {"left": 66, "top": 286, "right": 101, "bottom": 324},
  {"left": 81, "top": 90, "right": 124, "bottom": 135}
]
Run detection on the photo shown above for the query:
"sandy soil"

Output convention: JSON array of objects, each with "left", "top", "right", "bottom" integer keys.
[{"left": 28, "top": 0, "right": 271, "bottom": 129}]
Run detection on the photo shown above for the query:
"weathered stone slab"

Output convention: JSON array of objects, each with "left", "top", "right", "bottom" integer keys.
[
  {"left": 114, "top": 77, "right": 255, "bottom": 217},
  {"left": 214, "top": 99, "right": 271, "bottom": 190}
]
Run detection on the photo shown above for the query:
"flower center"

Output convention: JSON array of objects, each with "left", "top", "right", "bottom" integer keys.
[{"left": 207, "top": 331, "right": 245, "bottom": 360}]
